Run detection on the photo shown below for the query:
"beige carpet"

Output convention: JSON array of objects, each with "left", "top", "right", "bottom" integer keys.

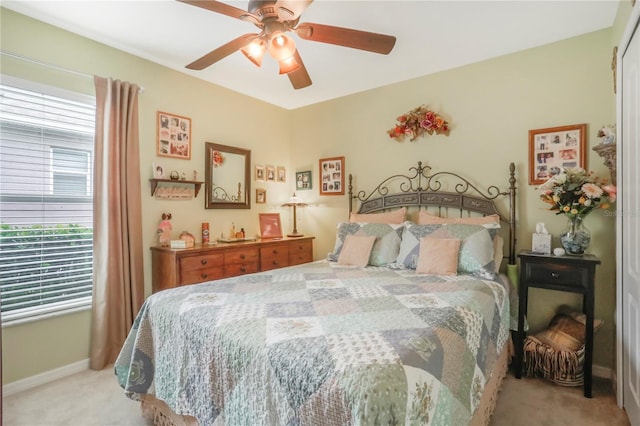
[{"left": 2, "top": 367, "right": 630, "bottom": 426}]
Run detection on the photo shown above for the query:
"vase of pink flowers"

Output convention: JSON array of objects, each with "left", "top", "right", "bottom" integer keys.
[{"left": 539, "top": 167, "right": 616, "bottom": 255}]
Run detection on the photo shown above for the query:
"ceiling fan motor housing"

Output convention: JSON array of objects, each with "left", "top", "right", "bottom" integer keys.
[{"left": 248, "top": 0, "right": 294, "bottom": 21}]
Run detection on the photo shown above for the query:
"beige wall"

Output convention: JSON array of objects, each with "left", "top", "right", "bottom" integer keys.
[
  {"left": 1, "top": 8, "right": 290, "bottom": 383},
  {"left": 1, "top": 3, "right": 633, "bottom": 384},
  {"left": 288, "top": 28, "right": 617, "bottom": 368}
]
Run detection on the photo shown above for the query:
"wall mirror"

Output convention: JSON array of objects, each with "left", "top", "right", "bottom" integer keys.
[{"left": 205, "top": 142, "right": 251, "bottom": 209}]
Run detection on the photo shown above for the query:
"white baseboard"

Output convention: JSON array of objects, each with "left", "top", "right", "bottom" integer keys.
[
  {"left": 3, "top": 358, "right": 89, "bottom": 397},
  {"left": 593, "top": 364, "right": 613, "bottom": 380}
]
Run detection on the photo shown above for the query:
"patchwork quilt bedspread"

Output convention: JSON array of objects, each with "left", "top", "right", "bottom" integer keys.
[{"left": 115, "top": 260, "right": 510, "bottom": 425}]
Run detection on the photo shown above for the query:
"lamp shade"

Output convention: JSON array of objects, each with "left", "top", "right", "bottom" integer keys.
[
  {"left": 241, "top": 38, "right": 266, "bottom": 67},
  {"left": 281, "top": 193, "right": 308, "bottom": 207},
  {"left": 268, "top": 32, "right": 297, "bottom": 61},
  {"left": 278, "top": 56, "right": 300, "bottom": 75}
]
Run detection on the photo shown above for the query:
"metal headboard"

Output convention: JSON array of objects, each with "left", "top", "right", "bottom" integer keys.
[{"left": 348, "top": 162, "right": 517, "bottom": 264}]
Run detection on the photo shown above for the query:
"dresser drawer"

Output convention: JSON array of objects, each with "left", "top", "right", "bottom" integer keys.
[
  {"left": 180, "top": 253, "right": 224, "bottom": 271},
  {"left": 289, "top": 240, "right": 313, "bottom": 265},
  {"left": 224, "top": 248, "right": 259, "bottom": 265},
  {"left": 526, "top": 262, "right": 588, "bottom": 288},
  {"left": 224, "top": 262, "right": 260, "bottom": 277},
  {"left": 260, "top": 244, "right": 289, "bottom": 271},
  {"left": 180, "top": 266, "right": 224, "bottom": 285},
  {"left": 223, "top": 247, "right": 259, "bottom": 277}
]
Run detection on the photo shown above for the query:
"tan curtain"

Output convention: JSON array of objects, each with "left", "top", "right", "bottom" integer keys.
[{"left": 90, "top": 76, "right": 144, "bottom": 370}]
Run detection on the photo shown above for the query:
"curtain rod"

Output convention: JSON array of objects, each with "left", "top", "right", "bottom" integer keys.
[{"left": 0, "top": 50, "right": 145, "bottom": 93}]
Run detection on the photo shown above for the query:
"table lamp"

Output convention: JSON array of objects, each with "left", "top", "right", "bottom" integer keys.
[{"left": 281, "top": 193, "right": 308, "bottom": 237}]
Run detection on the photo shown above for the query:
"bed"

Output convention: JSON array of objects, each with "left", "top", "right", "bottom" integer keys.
[{"left": 115, "top": 161, "right": 518, "bottom": 425}]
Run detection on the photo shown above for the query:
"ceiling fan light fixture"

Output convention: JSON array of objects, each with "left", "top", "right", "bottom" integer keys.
[
  {"left": 278, "top": 56, "right": 300, "bottom": 74},
  {"left": 241, "top": 38, "right": 266, "bottom": 67},
  {"left": 268, "top": 32, "right": 297, "bottom": 61}
]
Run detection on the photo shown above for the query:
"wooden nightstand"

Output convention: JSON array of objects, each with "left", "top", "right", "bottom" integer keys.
[{"left": 514, "top": 250, "right": 601, "bottom": 398}]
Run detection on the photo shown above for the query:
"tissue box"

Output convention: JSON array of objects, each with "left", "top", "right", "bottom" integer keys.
[{"left": 532, "top": 233, "right": 551, "bottom": 254}]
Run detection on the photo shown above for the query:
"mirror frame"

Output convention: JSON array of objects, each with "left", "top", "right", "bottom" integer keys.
[{"left": 205, "top": 142, "right": 251, "bottom": 209}]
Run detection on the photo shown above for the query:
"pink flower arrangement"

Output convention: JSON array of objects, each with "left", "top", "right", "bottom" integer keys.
[
  {"left": 387, "top": 105, "right": 450, "bottom": 142},
  {"left": 538, "top": 167, "right": 616, "bottom": 218}
]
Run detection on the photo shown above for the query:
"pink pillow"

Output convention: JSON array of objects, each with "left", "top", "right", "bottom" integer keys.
[
  {"left": 418, "top": 210, "right": 503, "bottom": 271},
  {"left": 337, "top": 235, "right": 376, "bottom": 267},
  {"left": 418, "top": 210, "right": 500, "bottom": 227},
  {"left": 349, "top": 207, "right": 406, "bottom": 224},
  {"left": 416, "top": 238, "right": 461, "bottom": 275}
]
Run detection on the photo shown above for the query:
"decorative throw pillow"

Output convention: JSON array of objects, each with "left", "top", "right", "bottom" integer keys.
[
  {"left": 349, "top": 207, "right": 407, "bottom": 224},
  {"left": 337, "top": 235, "right": 376, "bottom": 267},
  {"left": 394, "top": 222, "right": 497, "bottom": 278},
  {"left": 328, "top": 222, "right": 404, "bottom": 266},
  {"left": 418, "top": 209, "right": 501, "bottom": 228},
  {"left": 418, "top": 210, "right": 504, "bottom": 272},
  {"left": 416, "top": 238, "right": 460, "bottom": 275}
]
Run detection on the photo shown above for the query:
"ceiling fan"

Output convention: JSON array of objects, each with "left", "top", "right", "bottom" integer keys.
[{"left": 177, "top": 0, "right": 397, "bottom": 89}]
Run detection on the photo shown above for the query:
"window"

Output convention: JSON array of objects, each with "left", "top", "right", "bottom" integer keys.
[
  {"left": 0, "top": 79, "right": 95, "bottom": 324},
  {"left": 52, "top": 148, "right": 91, "bottom": 195}
]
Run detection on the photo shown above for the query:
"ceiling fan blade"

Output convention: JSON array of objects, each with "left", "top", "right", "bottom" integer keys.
[
  {"left": 186, "top": 33, "right": 259, "bottom": 70},
  {"left": 275, "top": 0, "right": 313, "bottom": 21},
  {"left": 287, "top": 50, "right": 312, "bottom": 89},
  {"left": 177, "top": 0, "right": 260, "bottom": 24},
  {"left": 296, "top": 22, "right": 396, "bottom": 54}
]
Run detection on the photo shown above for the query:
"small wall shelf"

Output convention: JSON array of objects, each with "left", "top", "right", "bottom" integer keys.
[
  {"left": 592, "top": 143, "right": 616, "bottom": 185},
  {"left": 149, "top": 178, "right": 203, "bottom": 197}
]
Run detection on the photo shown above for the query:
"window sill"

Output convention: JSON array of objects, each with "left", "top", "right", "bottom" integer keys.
[{"left": 1, "top": 299, "right": 92, "bottom": 327}]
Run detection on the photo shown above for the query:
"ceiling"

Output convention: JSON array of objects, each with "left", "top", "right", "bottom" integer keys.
[{"left": 2, "top": 1, "right": 618, "bottom": 110}]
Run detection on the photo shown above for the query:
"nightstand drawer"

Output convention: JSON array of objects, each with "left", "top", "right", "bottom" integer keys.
[{"left": 526, "top": 262, "right": 588, "bottom": 288}]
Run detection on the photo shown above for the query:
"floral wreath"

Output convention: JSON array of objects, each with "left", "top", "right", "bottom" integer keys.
[{"left": 387, "top": 105, "right": 450, "bottom": 142}]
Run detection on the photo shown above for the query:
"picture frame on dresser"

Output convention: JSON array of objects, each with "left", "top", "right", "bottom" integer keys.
[
  {"left": 528, "top": 123, "right": 586, "bottom": 185},
  {"left": 157, "top": 111, "right": 191, "bottom": 160},
  {"left": 259, "top": 213, "right": 282, "bottom": 239},
  {"left": 319, "top": 156, "right": 345, "bottom": 195}
]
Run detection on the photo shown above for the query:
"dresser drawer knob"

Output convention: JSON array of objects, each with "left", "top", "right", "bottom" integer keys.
[
  {"left": 240, "top": 266, "right": 246, "bottom": 272},
  {"left": 201, "top": 259, "right": 207, "bottom": 265},
  {"left": 201, "top": 273, "right": 208, "bottom": 279},
  {"left": 551, "top": 272, "right": 559, "bottom": 279},
  {"left": 272, "top": 249, "right": 278, "bottom": 254},
  {"left": 272, "top": 261, "right": 278, "bottom": 265},
  {"left": 240, "top": 254, "right": 246, "bottom": 259}
]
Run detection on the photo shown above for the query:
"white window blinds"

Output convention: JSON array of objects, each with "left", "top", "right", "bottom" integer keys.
[{"left": 0, "top": 81, "right": 95, "bottom": 323}]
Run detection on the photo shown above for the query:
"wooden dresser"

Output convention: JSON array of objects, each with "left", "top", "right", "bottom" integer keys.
[{"left": 150, "top": 236, "right": 314, "bottom": 292}]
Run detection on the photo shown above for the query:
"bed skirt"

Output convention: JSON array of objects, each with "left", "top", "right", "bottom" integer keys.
[{"left": 137, "top": 342, "right": 511, "bottom": 426}]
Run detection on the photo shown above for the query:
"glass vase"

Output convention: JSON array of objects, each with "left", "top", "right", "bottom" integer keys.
[{"left": 560, "top": 215, "right": 591, "bottom": 255}]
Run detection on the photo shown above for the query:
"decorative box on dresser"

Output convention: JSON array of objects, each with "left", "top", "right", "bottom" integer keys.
[{"left": 151, "top": 236, "right": 314, "bottom": 292}]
